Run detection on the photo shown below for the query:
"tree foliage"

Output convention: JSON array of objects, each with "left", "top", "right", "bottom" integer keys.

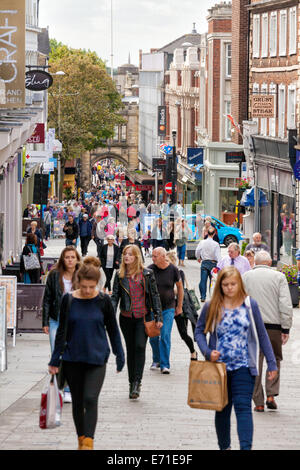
[{"left": 47, "top": 40, "right": 124, "bottom": 166}]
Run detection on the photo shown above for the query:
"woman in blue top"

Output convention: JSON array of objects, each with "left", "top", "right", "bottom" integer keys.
[
  {"left": 195, "top": 266, "right": 277, "bottom": 451},
  {"left": 48, "top": 257, "right": 125, "bottom": 450}
]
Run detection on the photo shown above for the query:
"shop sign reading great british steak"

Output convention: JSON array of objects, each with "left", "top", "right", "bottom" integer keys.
[
  {"left": 0, "top": 0, "right": 25, "bottom": 108},
  {"left": 252, "top": 94, "right": 275, "bottom": 119}
]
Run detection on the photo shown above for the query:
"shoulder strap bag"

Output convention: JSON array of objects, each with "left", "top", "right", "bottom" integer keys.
[{"left": 23, "top": 245, "right": 41, "bottom": 271}]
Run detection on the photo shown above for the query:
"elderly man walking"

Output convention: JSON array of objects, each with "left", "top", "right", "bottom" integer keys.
[
  {"left": 148, "top": 247, "right": 184, "bottom": 374},
  {"left": 217, "top": 242, "right": 251, "bottom": 275},
  {"left": 196, "top": 227, "right": 221, "bottom": 302},
  {"left": 242, "top": 250, "right": 293, "bottom": 411},
  {"left": 245, "top": 232, "right": 270, "bottom": 253}
]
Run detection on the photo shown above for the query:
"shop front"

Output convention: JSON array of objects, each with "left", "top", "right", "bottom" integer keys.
[{"left": 253, "top": 136, "right": 295, "bottom": 264}]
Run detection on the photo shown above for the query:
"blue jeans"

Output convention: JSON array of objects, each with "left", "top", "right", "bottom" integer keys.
[
  {"left": 199, "top": 260, "right": 217, "bottom": 300},
  {"left": 149, "top": 308, "right": 175, "bottom": 369},
  {"left": 215, "top": 367, "right": 255, "bottom": 450},
  {"left": 49, "top": 318, "right": 70, "bottom": 393},
  {"left": 177, "top": 244, "right": 186, "bottom": 261}
]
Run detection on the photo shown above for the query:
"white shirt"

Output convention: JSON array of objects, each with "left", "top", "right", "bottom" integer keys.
[
  {"left": 63, "top": 277, "right": 73, "bottom": 294},
  {"left": 106, "top": 245, "right": 114, "bottom": 268},
  {"left": 195, "top": 237, "right": 221, "bottom": 262}
]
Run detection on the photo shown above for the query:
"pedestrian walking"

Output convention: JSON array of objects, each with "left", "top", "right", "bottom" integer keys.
[
  {"left": 242, "top": 250, "right": 293, "bottom": 412},
  {"left": 20, "top": 233, "right": 43, "bottom": 284},
  {"left": 166, "top": 251, "right": 198, "bottom": 361},
  {"left": 195, "top": 266, "right": 278, "bottom": 450},
  {"left": 99, "top": 235, "right": 119, "bottom": 294},
  {"left": 151, "top": 218, "right": 167, "bottom": 250},
  {"left": 119, "top": 228, "right": 144, "bottom": 262},
  {"left": 79, "top": 213, "right": 92, "bottom": 256},
  {"left": 148, "top": 247, "right": 184, "bottom": 374},
  {"left": 244, "top": 249, "right": 255, "bottom": 269},
  {"left": 217, "top": 242, "right": 251, "bottom": 275},
  {"left": 48, "top": 259, "right": 125, "bottom": 450},
  {"left": 42, "top": 246, "right": 81, "bottom": 403},
  {"left": 174, "top": 219, "right": 191, "bottom": 267},
  {"left": 245, "top": 232, "right": 270, "bottom": 253},
  {"left": 43, "top": 209, "right": 52, "bottom": 241},
  {"left": 111, "top": 244, "right": 163, "bottom": 399},
  {"left": 63, "top": 214, "right": 79, "bottom": 247},
  {"left": 195, "top": 227, "right": 221, "bottom": 302}
]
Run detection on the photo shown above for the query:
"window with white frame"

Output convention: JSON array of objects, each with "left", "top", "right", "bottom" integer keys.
[
  {"left": 279, "top": 10, "right": 287, "bottom": 56},
  {"left": 253, "top": 14, "right": 260, "bottom": 58},
  {"left": 225, "top": 43, "right": 232, "bottom": 78},
  {"left": 289, "top": 7, "right": 297, "bottom": 55},
  {"left": 260, "top": 83, "right": 268, "bottom": 136},
  {"left": 269, "top": 83, "right": 277, "bottom": 137},
  {"left": 252, "top": 83, "right": 259, "bottom": 128},
  {"left": 287, "top": 84, "right": 296, "bottom": 129},
  {"left": 224, "top": 101, "right": 231, "bottom": 140},
  {"left": 261, "top": 13, "right": 268, "bottom": 57},
  {"left": 270, "top": 12, "right": 277, "bottom": 57},
  {"left": 278, "top": 84, "right": 286, "bottom": 138}
]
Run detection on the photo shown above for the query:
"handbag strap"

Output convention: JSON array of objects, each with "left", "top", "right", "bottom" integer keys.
[{"left": 60, "top": 293, "right": 73, "bottom": 356}]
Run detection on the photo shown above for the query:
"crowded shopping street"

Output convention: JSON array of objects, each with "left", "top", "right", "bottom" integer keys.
[{"left": 1, "top": 0, "right": 300, "bottom": 456}]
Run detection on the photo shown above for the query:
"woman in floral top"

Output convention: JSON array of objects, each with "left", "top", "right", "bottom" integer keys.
[{"left": 195, "top": 266, "right": 277, "bottom": 450}]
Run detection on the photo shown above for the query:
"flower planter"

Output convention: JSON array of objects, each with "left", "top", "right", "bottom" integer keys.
[{"left": 289, "top": 283, "right": 299, "bottom": 308}]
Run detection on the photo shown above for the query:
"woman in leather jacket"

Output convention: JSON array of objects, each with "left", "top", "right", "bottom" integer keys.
[{"left": 111, "top": 244, "right": 163, "bottom": 400}]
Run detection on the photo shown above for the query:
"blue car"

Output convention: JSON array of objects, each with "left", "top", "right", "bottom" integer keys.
[{"left": 185, "top": 214, "right": 244, "bottom": 259}]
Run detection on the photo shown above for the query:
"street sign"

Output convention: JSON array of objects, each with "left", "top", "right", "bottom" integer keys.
[
  {"left": 225, "top": 151, "right": 245, "bottom": 163},
  {"left": 187, "top": 147, "right": 204, "bottom": 165},
  {"left": 25, "top": 150, "right": 51, "bottom": 164},
  {"left": 165, "top": 182, "right": 176, "bottom": 194},
  {"left": 152, "top": 158, "right": 166, "bottom": 171}
]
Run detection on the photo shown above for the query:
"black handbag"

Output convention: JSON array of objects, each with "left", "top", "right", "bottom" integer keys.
[{"left": 56, "top": 294, "right": 73, "bottom": 390}]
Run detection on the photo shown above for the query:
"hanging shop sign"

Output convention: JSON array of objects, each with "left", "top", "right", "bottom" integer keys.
[
  {"left": 27, "top": 123, "right": 45, "bottom": 144},
  {"left": 0, "top": 0, "right": 26, "bottom": 108},
  {"left": 187, "top": 148, "right": 204, "bottom": 165},
  {"left": 225, "top": 151, "right": 246, "bottom": 164},
  {"left": 152, "top": 158, "right": 166, "bottom": 171},
  {"left": 25, "top": 69, "right": 53, "bottom": 91},
  {"left": 158, "top": 106, "right": 167, "bottom": 137},
  {"left": 252, "top": 94, "right": 275, "bottom": 118}
]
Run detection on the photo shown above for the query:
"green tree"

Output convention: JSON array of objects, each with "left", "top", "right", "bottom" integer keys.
[{"left": 47, "top": 40, "right": 124, "bottom": 196}]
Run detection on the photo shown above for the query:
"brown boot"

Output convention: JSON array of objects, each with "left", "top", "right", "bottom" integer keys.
[
  {"left": 78, "top": 436, "right": 85, "bottom": 450},
  {"left": 81, "top": 437, "right": 94, "bottom": 450}
]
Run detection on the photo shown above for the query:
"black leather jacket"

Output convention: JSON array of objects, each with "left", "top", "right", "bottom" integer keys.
[
  {"left": 42, "top": 270, "right": 63, "bottom": 327},
  {"left": 111, "top": 268, "right": 163, "bottom": 322}
]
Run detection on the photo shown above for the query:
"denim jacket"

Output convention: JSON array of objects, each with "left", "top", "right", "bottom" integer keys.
[{"left": 194, "top": 296, "right": 278, "bottom": 376}]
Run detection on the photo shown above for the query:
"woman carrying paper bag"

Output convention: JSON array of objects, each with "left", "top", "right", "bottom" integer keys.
[{"left": 194, "top": 266, "right": 277, "bottom": 451}]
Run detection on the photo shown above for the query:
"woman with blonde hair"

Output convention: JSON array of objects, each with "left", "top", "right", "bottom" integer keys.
[
  {"left": 195, "top": 266, "right": 277, "bottom": 450},
  {"left": 48, "top": 257, "right": 125, "bottom": 450},
  {"left": 111, "top": 244, "right": 163, "bottom": 399}
]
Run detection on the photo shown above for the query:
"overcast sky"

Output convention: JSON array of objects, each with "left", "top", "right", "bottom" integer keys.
[{"left": 39, "top": 0, "right": 218, "bottom": 68}]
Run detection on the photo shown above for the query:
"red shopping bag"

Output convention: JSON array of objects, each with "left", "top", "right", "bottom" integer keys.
[{"left": 39, "top": 375, "right": 63, "bottom": 429}]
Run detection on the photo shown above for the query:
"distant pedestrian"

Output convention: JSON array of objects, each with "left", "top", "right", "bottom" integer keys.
[
  {"left": 63, "top": 214, "right": 79, "bottom": 247},
  {"left": 99, "top": 235, "right": 119, "bottom": 295},
  {"left": 48, "top": 259, "right": 125, "bottom": 450},
  {"left": 148, "top": 247, "right": 184, "bottom": 374},
  {"left": 195, "top": 227, "right": 221, "bottom": 302},
  {"left": 244, "top": 249, "right": 255, "bottom": 269},
  {"left": 42, "top": 246, "right": 81, "bottom": 403},
  {"left": 195, "top": 266, "right": 277, "bottom": 450},
  {"left": 174, "top": 219, "right": 191, "bottom": 267},
  {"left": 20, "top": 233, "right": 43, "bottom": 284},
  {"left": 217, "top": 242, "right": 251, "bottom": 275},
  {"left": 245, "top": 232, "right": 269, "bottom": 254},
  {"left": 111, "top": 244, "right": 162, "bottom": 399},
  {"left": 79, "top": 213, "right": 92, "bottom": 256},
  {"left": 242, "top": 250, "right": 293, "bottom": 412}
]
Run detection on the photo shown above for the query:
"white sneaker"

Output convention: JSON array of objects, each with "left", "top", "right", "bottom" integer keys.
[
  {"left": 150, "top": 362, "right": 160, "bottom": 370},
  {"left": 161, "top": 368, "right": 170, "bottom": 375},
  {"left": 63, "top": 391, "right": 72, "bottom": 403}
]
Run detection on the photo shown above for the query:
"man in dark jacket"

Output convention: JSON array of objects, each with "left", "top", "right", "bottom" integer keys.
[
  {"left": 79, "top": 213, "right": 93, "bottom": 256},
  {"left": 63, "top": 214, "right": 79, "bottom": 247}
]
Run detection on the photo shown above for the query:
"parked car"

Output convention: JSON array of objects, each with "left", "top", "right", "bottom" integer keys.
[{"left": 185, "top": 214, "right": 244, "bottom": 259}]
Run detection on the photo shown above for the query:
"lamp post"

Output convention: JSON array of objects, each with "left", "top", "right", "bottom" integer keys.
[{"left": 171, "top": 129, "right": 177, "bottom": 206}]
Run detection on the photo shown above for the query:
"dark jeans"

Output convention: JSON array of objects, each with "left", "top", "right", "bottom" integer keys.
[
  {"left": 119, "top": 315, "right": 148, "bottom": 384},
  {"left": 63, "top": 361, "right": 106, "bottom": 439},
  {"left": 103, "top": 267, "right": 114, "bottom": 291},
  {"left": 175, "top": 314, "right": 195, "bottom": 354},
  {"left": 80, "top": 236, "right": 91, "bottom": 256},
  {"left": 94, "top": 238, "right": 103, "bottom": 259},
  {"left": 45, "top": 224, "right": 51, "bottom": 240},
  {"left": 215, "top": 367, "right": 255, "bottom": 450},
  {"left": 199, "top": 260, "right": 217, "bottom": 300}
]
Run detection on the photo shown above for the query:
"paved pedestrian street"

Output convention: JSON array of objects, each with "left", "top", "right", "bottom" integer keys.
[{"left": 0, "top": 240, "right": 299, "bottom": 451}]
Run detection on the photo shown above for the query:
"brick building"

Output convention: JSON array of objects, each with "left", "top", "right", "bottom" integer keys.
[{"left": 244, "top": 0, "right": 299, "bottom": 263}]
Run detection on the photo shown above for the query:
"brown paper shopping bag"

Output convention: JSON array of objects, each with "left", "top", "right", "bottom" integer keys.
[{"left": 187, "top": 360, "right": 228, "bottom": 411}]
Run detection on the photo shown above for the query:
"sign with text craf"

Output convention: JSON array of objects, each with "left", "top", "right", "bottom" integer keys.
[{"left": 0, "top": 1, "right": 25, "bottom": 108}]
